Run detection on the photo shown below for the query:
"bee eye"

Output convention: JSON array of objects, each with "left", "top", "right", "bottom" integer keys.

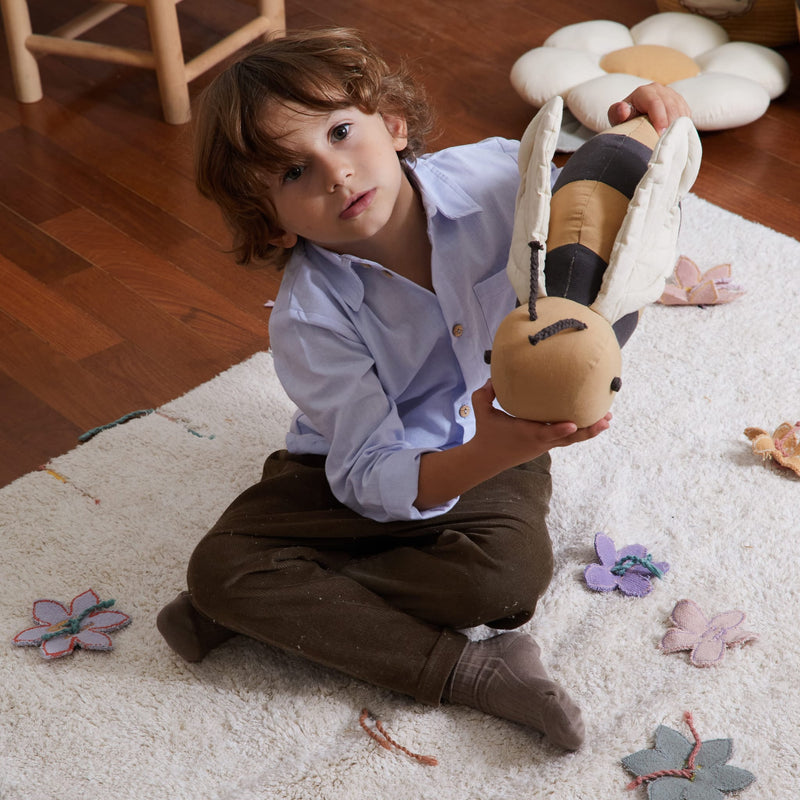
[{"left": 611, "top": 377, "right": 622, "bottom": 392}]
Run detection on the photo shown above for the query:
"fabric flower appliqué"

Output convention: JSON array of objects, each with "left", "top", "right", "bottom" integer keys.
[
  {"left": 660, "top": 599, "right": 757, "bottom": 667},
  {"left": 623, "top": 711, "right": 756, "bottom": 799},
  {"left": 744, "top": 421, "right": 800, "bottom": 477},
  {"left": 658, "top": 256, "right": 744, "bottom": 306},
  {"left": 12, "top": 589, "right": 131, "bottom": 659},
  {"left": 584, "top": 533, "right": 669, "bottom": 597}
]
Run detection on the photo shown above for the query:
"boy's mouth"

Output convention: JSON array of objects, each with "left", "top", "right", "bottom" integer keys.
[{"left": 340, "top": 189, "right": 376, "bottom": 220}]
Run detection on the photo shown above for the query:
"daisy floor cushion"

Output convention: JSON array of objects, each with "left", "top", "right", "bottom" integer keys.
[{"left": 511, "top": 12, "right": 791, "bottom": 133}]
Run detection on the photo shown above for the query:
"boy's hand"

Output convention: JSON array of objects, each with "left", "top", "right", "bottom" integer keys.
[
  {"left": 471, "top": 380, "right": 611, "bottom": 468},
  {"left": 414, "top": 381, "right": 610, "bottom": 512},
  {"left": 607, "top": 83, "right": 691, "bottom": 134}
]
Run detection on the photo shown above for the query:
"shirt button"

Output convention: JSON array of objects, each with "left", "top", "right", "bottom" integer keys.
[
  {"left": 452, "top": 323, "right": 464, "bottom": 337},
  {"left": 458, "top": 404, "right": 471, "bottom": 418}
]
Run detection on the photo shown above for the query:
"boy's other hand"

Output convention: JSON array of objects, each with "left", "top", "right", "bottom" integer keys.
[{"left": 607, "top": 82, "right": 691, "bottom": 134}]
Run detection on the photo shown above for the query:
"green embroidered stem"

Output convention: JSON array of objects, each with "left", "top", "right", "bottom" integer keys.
[
  {"left": 40, "top": 599, "right": 116, "bottom": 641},
  {"left": 611, "top": 554, "right": 664, "bottom": 579}
]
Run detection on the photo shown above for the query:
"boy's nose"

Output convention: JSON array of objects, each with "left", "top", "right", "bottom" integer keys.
[{"left": 322, "top": 155, "right": 352, "bottom": 191}]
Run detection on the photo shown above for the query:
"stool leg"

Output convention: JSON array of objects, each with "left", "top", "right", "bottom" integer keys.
[
  {"left": 0, "top": 0, "right": 43, "bottom": 103},
  {"left": 144, "top": 0, "right": 190, "bottom": 124},
  {"left": 256, "top": 0, "right": 286, "bottom": 35}
]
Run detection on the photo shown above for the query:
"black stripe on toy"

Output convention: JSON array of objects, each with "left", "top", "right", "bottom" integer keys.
[
  {"left": 545, "top": 242, "right": 638, "bottom": 347},
  {"left": 552, "top": 133, "right": 652, "bottom": 199},
  {"left": 546, "top": 242, "right": 606, "bottom": 306}
]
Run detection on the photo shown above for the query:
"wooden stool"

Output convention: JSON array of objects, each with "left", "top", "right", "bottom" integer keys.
[{"left": 0, "top": 0, "right": 286, "bottom": 123}]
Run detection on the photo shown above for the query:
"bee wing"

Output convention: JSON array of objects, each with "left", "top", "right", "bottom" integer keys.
[
  {"left": 506, "top": 96, "right": 562, "bottom": 305},
  {"left": 591, "top": 116, "right": 702, "bottom": 324}
]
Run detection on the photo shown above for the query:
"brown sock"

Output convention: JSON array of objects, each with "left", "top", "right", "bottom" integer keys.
[
  {"left": 156, "top": 591, "right": 235, "bottom": 662},
  {"left": 446, "top": 631, "right": 585, "bottom": 750}
]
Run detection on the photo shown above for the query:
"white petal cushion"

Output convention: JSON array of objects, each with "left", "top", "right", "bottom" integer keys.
[
  {"left": 543, "top": 20, "right": 634, "bottom": 55},
  {"left": 670, "top": 73, "right": 770, "bottom": 130},
  {"left": 566, "top": 73, "right": 650, "bottom": 132},
  {"left": 631, "top": 12, "right": 729, "bottom": 56},
  {"left": 696, "top": 41, "right": 791, "bottom": 99},
  {"left": 510, "top": 48, "right": 604, "bottom": 108}
]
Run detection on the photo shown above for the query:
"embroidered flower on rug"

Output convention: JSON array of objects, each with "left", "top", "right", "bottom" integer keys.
[
  {"left": 658, "top": 256, "right": 744, "bottom": 306},
  {"left": 12, "top": 589, "right": 131, "bottom": 659},
  {"left": 584, "top": 532, "right": 669, "bottom": 597},
  {"left": 744, "top": 421, "right": 800, "bottom": 477},
  {"left": 660, "top": 599, "right": 757, "bottom": 667},
  {"left": 622, "top": 711, "right": 756, "bottom": 799}
]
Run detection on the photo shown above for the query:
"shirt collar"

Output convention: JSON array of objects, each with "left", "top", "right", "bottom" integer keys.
[{"left": 409, "top": 155, "right": 483, "bottom": 221}]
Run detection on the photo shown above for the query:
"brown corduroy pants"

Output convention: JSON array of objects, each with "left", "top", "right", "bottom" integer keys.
[{"left": 186, "top": 450, "right": 554, "bottom": 705}]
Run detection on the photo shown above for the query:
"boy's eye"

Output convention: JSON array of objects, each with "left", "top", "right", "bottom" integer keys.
[
  {"left": 331, "top": 123, "right": 350, "bottom": 142},
  {"left": 283, "top": 165, "right": 304, "bottom": 183}
]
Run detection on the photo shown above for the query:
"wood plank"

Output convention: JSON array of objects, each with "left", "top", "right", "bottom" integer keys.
[
  {"left": 0, "top": 200, "right": 92, "bottom": 283},
  {"left": 0, "top": 126, "right": 199, "bottom": 256},
  {"left": 78, "top": 340, "right": 198, "bottom": 411},
  {"left": 55, "top": 265, "right": 240, "bottom": 385},
  {"left": 0, "top": 372, "right": 82, "bottom": 486},
  {"left": 0, "top": 155, "right": 78, "bottom": 224},
  {"left": 0, "top": 254, "right": 121, "bottom": 360},
  {"left": 4, "top": 95, "right": 230, "bottom": 244},
  {"left": 0, "top": 327, "right": 141, "bottom": 429},
  {"left": 41, "top": 208, "right": 269, "bottom": 355}
]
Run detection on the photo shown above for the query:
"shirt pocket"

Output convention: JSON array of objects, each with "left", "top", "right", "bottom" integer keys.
[{"left": 473, "top": 267, "right": 517, "bottom": 344}]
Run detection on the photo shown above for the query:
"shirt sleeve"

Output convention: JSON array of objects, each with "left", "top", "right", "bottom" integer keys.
[{"left": 270, "top": 299, "right": 453, "bottom": 523}]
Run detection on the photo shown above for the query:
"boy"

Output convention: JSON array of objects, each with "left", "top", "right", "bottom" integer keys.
[{"left": 158, "top": 28, "right": 691, "bottom": 751}]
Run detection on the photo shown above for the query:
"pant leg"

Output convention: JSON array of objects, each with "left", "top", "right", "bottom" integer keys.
[
  {"left": 340, "top": 454, "right": 554, "bottom": 629},
  {"left": 187, "top": 451, "right": 552, "bottom": 704}
]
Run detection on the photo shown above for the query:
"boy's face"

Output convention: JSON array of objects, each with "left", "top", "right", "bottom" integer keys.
[{"left": 262, "top": 103, "right": 409, "bottom": 254}]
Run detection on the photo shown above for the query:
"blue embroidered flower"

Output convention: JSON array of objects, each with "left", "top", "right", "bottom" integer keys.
[
  {"left": 584, "top": 532, "right": 669, "bottom": 597},
  {"left": 622, "top": 712, "right": 756, "bottom": 799}
]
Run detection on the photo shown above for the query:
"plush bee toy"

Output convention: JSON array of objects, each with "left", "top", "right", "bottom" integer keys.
[{"left": 489, "top": 96, "right": 702, "bottom": 426}]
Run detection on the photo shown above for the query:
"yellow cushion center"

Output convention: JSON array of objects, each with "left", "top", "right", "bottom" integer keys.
[{"left": 599, "top": 44, "right": 700, "bottom": 84}]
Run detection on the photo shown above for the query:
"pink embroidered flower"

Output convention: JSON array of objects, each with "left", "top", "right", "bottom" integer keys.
[
  {"left": 660, "top": 599, "right": 757, "bottom": 667},
  {"left": 12, "top": 589, "right": 131, "bottom": 659},
  {"left": 658, "top": 256, "right": 744, "bottom": 306}
]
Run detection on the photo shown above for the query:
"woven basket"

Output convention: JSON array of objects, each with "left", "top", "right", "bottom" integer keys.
[{"left": 656, "top": 0, "right": 799, "bottom": 46}]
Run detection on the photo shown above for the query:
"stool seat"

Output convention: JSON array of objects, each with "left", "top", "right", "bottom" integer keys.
[{"left": 0, "top": 0, "right": 285, "bottom": 123}]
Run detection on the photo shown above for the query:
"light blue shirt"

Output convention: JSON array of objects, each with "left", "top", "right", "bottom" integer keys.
[{"left": 270, "top": 137, "right": 532, "bottom": 522}]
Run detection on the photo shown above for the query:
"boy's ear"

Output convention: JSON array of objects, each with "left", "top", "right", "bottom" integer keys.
[
  {"left": 269, "top": 230, "right": 299, "bottom": 249},
  {"left": 383, "top": 114, "right": 408, "bottom": 151}
]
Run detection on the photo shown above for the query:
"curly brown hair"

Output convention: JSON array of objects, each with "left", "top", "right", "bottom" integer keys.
[{"left": 194, "top": 28, "right": 435, "bottom": 267}]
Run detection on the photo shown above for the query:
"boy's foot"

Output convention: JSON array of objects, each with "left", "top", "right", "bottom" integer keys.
[
  {"left": 156, "top": 591, "right": 235, "bottom": 662},
  {"left": 446, "top": 631, "right": 585, "bottom": 750}
]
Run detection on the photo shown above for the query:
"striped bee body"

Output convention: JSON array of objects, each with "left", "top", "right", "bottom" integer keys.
[{"left": 546, "top": 117, "right": 660, "bottom": 346}]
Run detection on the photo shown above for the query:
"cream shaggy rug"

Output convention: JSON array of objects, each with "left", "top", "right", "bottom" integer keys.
[{"left": 2, "top": 194, "right": 798, "bottom": 799}]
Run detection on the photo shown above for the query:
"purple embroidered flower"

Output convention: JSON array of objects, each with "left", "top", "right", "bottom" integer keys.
[
  {"left": 584, "top": 533, "right": 669, "bottom": 597},
  {"left": 12, "top": 589, "right": 131, "bottom": 659},
  {"left": 660, "top": 599, "right": 757, "bottom": 667}
]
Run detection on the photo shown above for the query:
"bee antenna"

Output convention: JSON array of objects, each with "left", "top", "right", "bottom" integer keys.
[{"left": 528, "top": 241, "right": 544, "bottom": 322}]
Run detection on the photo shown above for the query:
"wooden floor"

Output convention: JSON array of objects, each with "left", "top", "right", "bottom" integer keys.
[{"left": 1, "top": 0, "right": 799, "bottom": 487}]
